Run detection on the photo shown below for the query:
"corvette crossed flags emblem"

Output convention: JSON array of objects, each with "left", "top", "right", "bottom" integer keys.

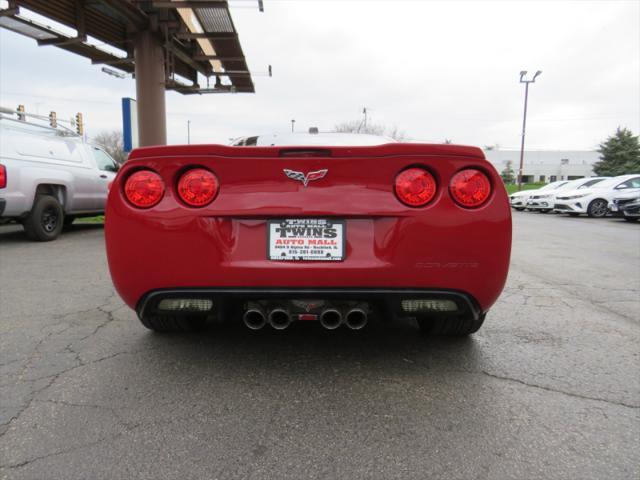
[{"left": 283, "top": 169, "right": 328, "bottom": 187}]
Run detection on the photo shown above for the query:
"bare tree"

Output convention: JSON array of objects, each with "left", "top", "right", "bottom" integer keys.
[
  {"left": 334, "top": 120, "right": 407, "bottom": 142},
  {"left": 92, "top": 130, "right": 127, "bottom": 164}
]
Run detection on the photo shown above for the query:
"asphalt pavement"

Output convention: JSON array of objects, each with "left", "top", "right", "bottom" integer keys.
[{"left": 0, "top": 213, "right": 639, "bottom": 480}]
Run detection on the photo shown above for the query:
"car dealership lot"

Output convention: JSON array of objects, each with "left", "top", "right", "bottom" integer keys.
[{"left": 0, "top": 215, "right": 638, "bottom": 480}]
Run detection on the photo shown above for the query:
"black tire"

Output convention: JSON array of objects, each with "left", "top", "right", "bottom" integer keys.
[
  {"left": 418, "top": 313, "right": 486, "bottom": 336},
  {"left": 540, "top": 209, "right": 551, "bottom": 214},
  {"left": 514, "top": 207, "right": 525, "bottom": 211},
  {"left": 139, "top": 314, "right": 207, "bottom": 333},
  {"left": 23, "top": 195, "right": 64, "bottom": 241},
  {"left": 587, "top": 199, "right": 608, "bottom": 218}
]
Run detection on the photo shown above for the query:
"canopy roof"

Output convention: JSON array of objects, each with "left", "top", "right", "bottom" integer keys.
[{"left": 0, "top": 0, "right": 255, "bottom": 94}]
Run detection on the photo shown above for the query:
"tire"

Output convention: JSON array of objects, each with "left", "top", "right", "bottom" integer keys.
[
  {"left": 514, "top": 207, "right": 525, "bottom": 211},
  {"left": 587, "top": 199, "right": 608, "bottom": 218},
  {"left": 139, "top": 314, "right": 207, "bottom": 333},
  {"left": 23, "top": 195, "right": 64, "bottom": 241},
  {"left": 540, "top": 209, "right": 551, "bottom": 214},
  {"left": 418, "top": 313, "right": 486, "bottom": 336}
]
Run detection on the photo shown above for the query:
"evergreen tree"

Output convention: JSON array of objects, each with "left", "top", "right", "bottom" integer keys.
[
  {"left": 593, "top": 127, "right": 640, "bottom": 176},
  {"left": 501, "top": 160, "right": 515, "bottom": 184}
]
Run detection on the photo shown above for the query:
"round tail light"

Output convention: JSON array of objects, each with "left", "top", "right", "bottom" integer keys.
[
  {"left": 177, "top": 168, "right": 219, "bottom": 207},
  {"left": 394, "top": 167, "right": 437, "bottom": 207},
  {"left": 450, "top": 169, "right": 492, "bottom": 207},
  {"left": 124, "top": 170, "right": 164, "bottom": 208}
]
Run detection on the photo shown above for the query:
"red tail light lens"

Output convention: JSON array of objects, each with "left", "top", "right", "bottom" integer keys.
[
  {"left": 450, "top": 169, "right": 492, "bottom": 207},
  {"left": 0, "top": 164, "right": 6, "bottom": 189},
  {"left": 394, "top": 167, "right": 437, "bottom": 207},
  {"left": 177, "top": 168, "right": 219, "bottom": 207},
  {"left": 124, "top": 170, "right": 164, "bottom": 208}
]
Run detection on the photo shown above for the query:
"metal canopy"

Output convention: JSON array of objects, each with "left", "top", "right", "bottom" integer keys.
[{"left": 0, "top": 0, "right": 255, "bottom": 94}]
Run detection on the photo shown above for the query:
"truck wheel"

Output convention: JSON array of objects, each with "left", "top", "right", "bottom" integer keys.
[
  {"left": 587, "top": 199, "right": 608, "bottom": 218},
  {"left": 139, "top": 314, "right": 207, "bottom": 333},
  {"left": 418, "top": 313, "right": 485, "bottom": 336},
  {"left": 23, "top": 195, "right": 64, "bottom": 241}
]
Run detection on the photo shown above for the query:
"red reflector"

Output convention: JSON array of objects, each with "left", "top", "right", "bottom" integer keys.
[
  {"left": 298, "top": 314, "right": 318, "bottom": 321},
  {"left": 0, "top": 164, "right": 6, "bottom": 189},
  {"left": 177, "top": 168, "right": 219, "bottom": 207},
  {"left": 394, "top": 167, "right": 437, "bottom": 207},
  {"left": 450, "top": 169, "right": 492, "bottom": 207},
  {"left": 124, "top": 170, "right": 164, "bottom": 208}
]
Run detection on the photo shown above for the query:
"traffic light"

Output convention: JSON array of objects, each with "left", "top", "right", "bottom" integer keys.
[
  {"left": 17, "top": 104, "right": 25, "bottom": 121},
  {"left": 75, "top": 112, "right": 84, "bottom": 136},
  {"left": 49, "top": 111, "right": 57, "bottom": 128}
]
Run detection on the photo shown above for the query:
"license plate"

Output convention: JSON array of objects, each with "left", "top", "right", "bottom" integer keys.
[{"left": 268, "top": 219, "right": 345, "bottom": 261}]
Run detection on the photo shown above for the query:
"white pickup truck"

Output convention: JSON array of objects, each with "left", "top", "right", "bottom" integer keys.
[{"left": 0, "top": 110, "right": 119, "bottom": 241}]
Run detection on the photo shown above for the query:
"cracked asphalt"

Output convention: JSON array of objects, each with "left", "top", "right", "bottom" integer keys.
[{"left": 1, "top": 213, "right": 639, "bottom": 480}]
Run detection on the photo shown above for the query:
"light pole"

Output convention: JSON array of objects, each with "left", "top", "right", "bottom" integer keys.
[
  {"left": 517, "top": 70, "right": 542, "bottom": 190},
  {"left": 291, "top": 119, "right": 295, "bottom": 133},
  {"left": 187, "top": 120, "right": 191, "bottom": 144}
]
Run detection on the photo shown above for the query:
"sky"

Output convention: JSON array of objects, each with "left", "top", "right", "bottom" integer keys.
[{"left": 0, "top": 0, "right": 638, "bottom": 150}]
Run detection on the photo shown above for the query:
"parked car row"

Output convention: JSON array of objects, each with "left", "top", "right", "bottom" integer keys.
[{"left": 509, "top": 174, "right": 640, "bottom": 221}]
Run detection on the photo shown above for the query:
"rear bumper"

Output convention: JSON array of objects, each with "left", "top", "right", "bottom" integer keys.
[
  {"left": 137, "top": 287, "right": 483, "bottom": 321},
  {"left": 105, "top": 151, "right": 511, "bottom": 314}
]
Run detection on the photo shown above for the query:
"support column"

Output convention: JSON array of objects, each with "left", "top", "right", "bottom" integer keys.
[{"left": 134, "top": 30, "right": 167, "bottom": 146}]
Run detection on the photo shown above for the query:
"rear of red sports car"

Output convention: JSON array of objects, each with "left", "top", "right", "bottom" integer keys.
[{"left": 105, "top": 141, "right": 511, "bottom": 335}]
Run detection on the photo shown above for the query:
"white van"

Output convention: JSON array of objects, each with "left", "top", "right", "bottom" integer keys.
[{"left": 0, "top": 110, "right": 119, "bottom": 241}]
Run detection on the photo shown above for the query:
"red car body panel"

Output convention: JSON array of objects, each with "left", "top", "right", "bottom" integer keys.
[{"left": 105, "top": 143, "right": 511, "bottom": 315}]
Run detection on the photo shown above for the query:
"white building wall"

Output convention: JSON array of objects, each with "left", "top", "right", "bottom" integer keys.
[{"left": 483, "top": 150, "right": 600, "bottom": 183}]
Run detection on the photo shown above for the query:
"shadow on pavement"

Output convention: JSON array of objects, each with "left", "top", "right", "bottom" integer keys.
[
  {"left": 0, "top": 222, "right": 104, "bottom": 243},
  {"left": 127, "top": 319, "right": 485, "bottom": 378}
]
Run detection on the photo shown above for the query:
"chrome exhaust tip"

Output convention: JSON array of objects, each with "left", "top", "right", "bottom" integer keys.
[
  {"left": 268, "top": 309, "right": 292, "bottom": 330},
  {"left": 345, "top": 309, "right": 367, "bottom": 330},
  {"left": 319, "top": 309, "right": 343, "bottom": 330},
  {"left": 243, "top": 309, "right": 267, "bottom": 330}
]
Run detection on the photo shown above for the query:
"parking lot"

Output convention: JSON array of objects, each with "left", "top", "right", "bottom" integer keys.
[{"left": 0, "top": 213, "right": 638, "bottom": 480}]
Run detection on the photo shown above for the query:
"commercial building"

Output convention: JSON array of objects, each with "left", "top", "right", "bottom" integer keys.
[{"left": 484, "top": 149, "right": 600, "bottom": 183}]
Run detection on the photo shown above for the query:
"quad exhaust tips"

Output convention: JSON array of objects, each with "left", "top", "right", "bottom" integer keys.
[
  {"left": 345, "top": 308, "right": 368, "bottom": 330},
  {"left": 243, "top": 306, "right": 367, "bottom": 331}
]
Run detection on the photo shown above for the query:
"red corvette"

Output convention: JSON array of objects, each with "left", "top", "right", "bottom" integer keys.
[{"left": 105, "top": 134, "right": 511, "bottom": 335}]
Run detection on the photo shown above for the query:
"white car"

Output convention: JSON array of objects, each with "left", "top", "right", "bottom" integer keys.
[
  {"left": 554, "top": 174, "right": 640, "bottom": 217},
  {"left": 509, "top": 180, "right": 569, "bottom": 211},
  {"left": 526, "top": 177, "right": 609, "bottom": 213},
  {"left": 609, "top": 190, "right": 640, "bottom": 222}
]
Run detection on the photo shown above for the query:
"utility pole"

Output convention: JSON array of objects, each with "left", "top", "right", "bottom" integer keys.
[
  {"left": 187, "top": 120, "right": 191, "bottom": 144},
  {"left": 363, "top": 107, "right": 368, "bottom": 129},
  {"left": 517, "top": 70, "right": 542, "bottom": 190},
  {"left": 291, "top": 119, "right": 295, "bottom": 133}
]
